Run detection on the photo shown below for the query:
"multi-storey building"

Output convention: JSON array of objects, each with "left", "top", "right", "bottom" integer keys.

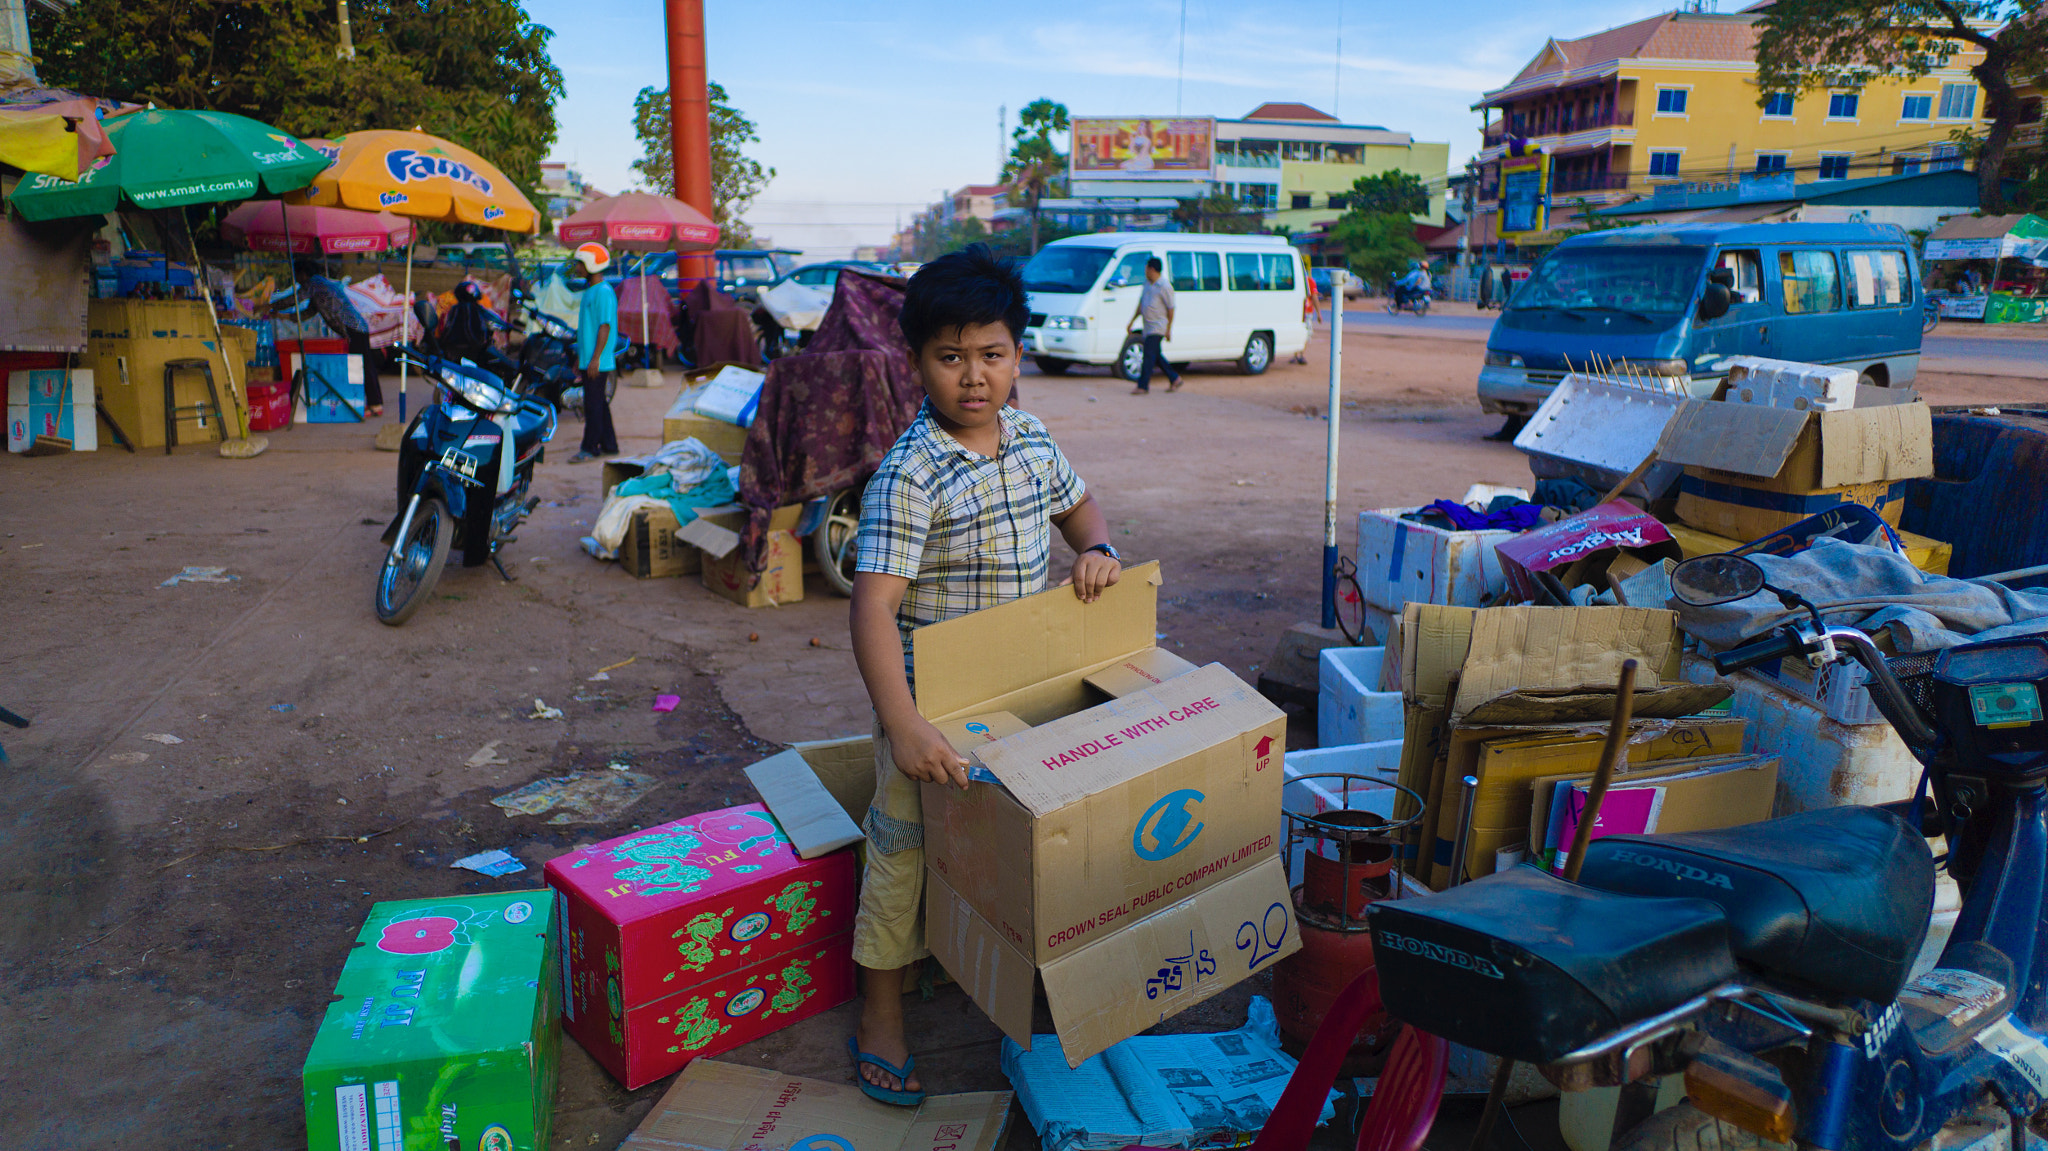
[
  {"left": 1213, "top": 102, "right": 1450, "bottom": 232},
  {"left": 1471, "top": 8, "right": 1994, "bottom": 248}
]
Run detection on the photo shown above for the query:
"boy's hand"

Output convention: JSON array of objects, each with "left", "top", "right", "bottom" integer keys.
[
  {"left": 1065, "top": 552, "right": 1122, "bottom": 603},
  {"left": 888, "top": 715, "right": 971, "bottom": 789}
]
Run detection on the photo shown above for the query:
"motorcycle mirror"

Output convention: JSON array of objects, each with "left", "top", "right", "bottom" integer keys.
[{"left": 1671, "top": 554, "right": 1767, "bottom": 607}]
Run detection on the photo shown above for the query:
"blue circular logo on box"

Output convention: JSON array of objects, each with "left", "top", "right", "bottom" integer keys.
[{"left": 1134, "top": 789, "right": 1206, "bottom": 860}]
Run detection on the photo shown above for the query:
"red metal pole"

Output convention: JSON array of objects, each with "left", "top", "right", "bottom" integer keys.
[{"left": 665, "top": 0, "right": 715, "bottom": 283}]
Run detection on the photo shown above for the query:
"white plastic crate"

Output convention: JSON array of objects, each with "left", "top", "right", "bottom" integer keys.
[
  {"left": 1739, "top": 650, "right": 1884, "bottom": 726},
  {"left": 1282, "top": 741, "right": 1403, "bottom": 882},
  {"left": 1357, "top": 508, "right": 1514, "bottom": 614},
  {"left": 1318, "top": 645, "right": 1402, "bottom": 748}
]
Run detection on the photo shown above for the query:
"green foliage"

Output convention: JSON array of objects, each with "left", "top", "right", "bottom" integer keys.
[
  {"left": 1753, "top": 0, "right": 2048, "bottom": 213},
  {"left": 1346, "top": 170, "right": 1429, "bottom": 218},
  {"left": 630, "top": 83, "right": 775, "bottom": 249},
  {"left": 1001, "top": 98, "right": 1069, "bottom": 253},
  {"left": 1562, "top": 196, "right": 1630, "bottom": 234},
  {"left": 29, "top": 0, "right": 565, "bottom": 226},
  {"left": 1330, "top": 210, "right": 1421, "bottom": 288},
  {"left": 1171, "top": 192, "right": 1266, "bottom": 234}
]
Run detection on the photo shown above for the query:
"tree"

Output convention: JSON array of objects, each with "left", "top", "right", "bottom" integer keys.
[
  {"left": 1346, "top": 170, "right": 1430, "bottom": 217},
  {"left": 1171, "top": 192, "right": 1266, "bottom": 234},
  {"left": 1330, "top": 209, "right": 1421, "bottom": 289},
  {"left": 630, "top": 83, "right": 775, "bottom": 249},
  {"left": 1754, "top": 0, "right": 2048, "bottom": 214},
  {"left": 29, "top": 0, "right": 565, "bottom": 224},
  {"left": 1001, "top": 98, "right": 1069, "bottom": 254}
]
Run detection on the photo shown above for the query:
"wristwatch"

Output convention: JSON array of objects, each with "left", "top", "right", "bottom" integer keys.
[{"left": 1086, "top": 543, "right": 1122, "bottom": 562}]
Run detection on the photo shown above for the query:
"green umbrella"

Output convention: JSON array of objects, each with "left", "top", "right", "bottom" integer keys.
[{"left": 7, "top": 109, "right": 330, "bottom": 221}]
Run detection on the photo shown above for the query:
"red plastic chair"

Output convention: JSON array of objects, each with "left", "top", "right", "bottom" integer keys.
[{"left": 1122, "top": 967, "right": 1449, "bottom": 1151}]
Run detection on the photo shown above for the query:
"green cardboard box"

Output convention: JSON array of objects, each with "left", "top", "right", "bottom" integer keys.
[{"left": 303, "top": 892, "right": 560, "bottom": 1151}]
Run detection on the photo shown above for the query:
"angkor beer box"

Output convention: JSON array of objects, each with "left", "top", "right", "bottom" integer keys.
[
  {"left": 302, "top": 892, "right": 559, "bottom": 1151},
  {"left": 916, "top": 563, "right": 1297, "bottom": 1067},
  {"left": 543, "top": 804, "right": 858, "bottom": 1089}
]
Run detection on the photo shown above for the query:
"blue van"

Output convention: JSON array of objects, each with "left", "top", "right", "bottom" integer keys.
[{"left": 1478, "top": 222, "right": 1923, "bottom": 415}]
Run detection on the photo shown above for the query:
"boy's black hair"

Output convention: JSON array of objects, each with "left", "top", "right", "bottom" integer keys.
[
  {"left": 898, "top": 242, "right": 1030, "bottom": 354},
  {"left": 1146, "top": 256, "right": 1163, "bottom": 272}
]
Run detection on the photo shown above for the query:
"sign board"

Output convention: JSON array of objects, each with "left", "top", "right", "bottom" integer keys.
[
  {"left": 1072, "top": 118, "right": 1216, "bottom": 180},
  {"left": 1500, "top": 149, "right": 1547, "bottom": 236}
]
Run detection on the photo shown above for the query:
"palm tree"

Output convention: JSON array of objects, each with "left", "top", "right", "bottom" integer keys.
[{"left": 1002, "top": 99, "right": 1069, "bottom": 254}]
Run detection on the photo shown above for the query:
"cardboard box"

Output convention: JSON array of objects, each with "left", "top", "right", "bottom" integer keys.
[
  {"left": 622, "top": 1057, "right": 1012, "bottom": 1151},
  {"left": 1539, "top": 756, "right": 1779, "bottom": 874},
  {"left": 85, "top": 299, "right": 255, "bottom": 448},
  {"left": 543, "top": 804, "right": 858, "bottom": 1089},
  {"left": 912, "top": 563, "right": 1296, "bottom": 1066},
  {"left": 7, "top": 369, "right": 96, "bottom": 452},
  {"left": 1357, "top": 507, "right": 1514, "bottom": 613},
  {"left": 663, "top": 383, "right": 751, "bottom": 464},
  {"left": 1658, "top": 384, "right": 1932, "bottom": 541},
  {"left": 1666, "top": 521, "right": 1951, "bottom": 576},
  {"left": 301, "top": 892, "right": 559, "bottom": 1151},
  {"left": 1493, "top": 501, "right": 1678, "bottom": 601},
  {"left": 620, "top": 505, "right": 701, "bottom": 579},
  {"left": 695, "top": 504, "right": 805, "bottom": 607}
]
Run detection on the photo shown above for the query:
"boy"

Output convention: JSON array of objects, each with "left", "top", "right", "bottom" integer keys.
[{"left": 846, "top": 244, "right": 1123, "bottom": 1104}]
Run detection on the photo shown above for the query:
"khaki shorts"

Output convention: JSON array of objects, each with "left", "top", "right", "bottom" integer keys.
[{"left": 851, "top": 721, "right": 930, "bottom": 970}]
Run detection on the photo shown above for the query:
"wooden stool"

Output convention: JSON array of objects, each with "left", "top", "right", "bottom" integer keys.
[{"left": 163, "top": 357, "right": 224, "bottom": 454}]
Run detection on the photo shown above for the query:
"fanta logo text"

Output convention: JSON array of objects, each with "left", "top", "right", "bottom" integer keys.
[
  {"left": 384, "top": 148, "right": 494, "bottom": 194},
  {"left": 378, "top": 190, "right": 408, "bottom": 207},
  {"left": 1376, "top": 930, "right": 1506, "bottom": 979},
  {"left": 1039, "top": 697, "right": 1220, "bottom": 770},
  {"left": 1610, "top": 849, "right": 1735, "bottom": 890}
]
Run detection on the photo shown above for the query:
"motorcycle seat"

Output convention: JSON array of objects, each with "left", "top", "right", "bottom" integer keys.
[
  {"left": 1368, "top": 866, "right": 1736, "bottom": 1065},
  {"left": 1576, "top": 806, "right": 1933, "bottom": 1005}
]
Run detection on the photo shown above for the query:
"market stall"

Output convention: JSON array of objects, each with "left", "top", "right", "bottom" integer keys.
[{"left": 1922, "top": 212, "right": 2048, "bottom": 323}]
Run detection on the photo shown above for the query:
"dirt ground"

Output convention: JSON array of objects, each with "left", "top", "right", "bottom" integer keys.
[{"left": 2, "top": 327, "right": 2042, "bottom": 1150}]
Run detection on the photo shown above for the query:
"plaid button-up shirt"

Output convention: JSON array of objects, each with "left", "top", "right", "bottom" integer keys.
[{"left": 854, "top": 401, "right": 1088, "bottom": 687}]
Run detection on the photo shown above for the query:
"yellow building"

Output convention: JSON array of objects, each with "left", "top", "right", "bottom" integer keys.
[
  {"left": 1212, "top": 103, "right": 1450, "bottom": 232},
  {"left": 1472, "top": 9, "right": 1994, "bottom": 247}
]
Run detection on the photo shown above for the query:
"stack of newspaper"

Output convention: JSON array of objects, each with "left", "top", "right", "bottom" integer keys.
[{"left": 1001, "top": 997, "right": 1333, "bottom": 1151}]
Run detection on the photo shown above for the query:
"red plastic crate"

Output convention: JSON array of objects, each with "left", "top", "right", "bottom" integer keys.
[{"left": 544, "top": 804, "right": 858, "bottom": 1088}]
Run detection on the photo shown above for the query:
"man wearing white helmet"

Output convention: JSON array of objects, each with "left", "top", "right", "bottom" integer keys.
[{"left": 567, "top": 241, "right": 619, "bottom": 463}]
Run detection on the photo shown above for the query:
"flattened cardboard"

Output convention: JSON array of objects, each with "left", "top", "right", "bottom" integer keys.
[
  {"left": 623, "top": 1057, "right": 1011, "bottom": 1151},
  {"left": 928, "top": 859, "right": 1300, "bottom": 1068},
  {"left": 913, "top": 561, "right": 1164, "bottom": 721},
  {"left": 1450, "top": 607, "right": 1680, "bottom": 719},
  {"left": 1085, "top": 647, "right": 1200, "bottom": 699},
  {"left": 746, "top": 750, "right": 866, "bottom": 859}
]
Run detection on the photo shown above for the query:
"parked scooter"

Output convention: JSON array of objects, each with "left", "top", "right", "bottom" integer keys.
[
  {"left": 374, "top": 345, "right": 556, "bottom": 625},
  {"left": 1373, "top": 551, "right": 2048, "bottom": 1151}
]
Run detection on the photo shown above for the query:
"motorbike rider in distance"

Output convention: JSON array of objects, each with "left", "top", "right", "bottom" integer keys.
[{"left": 1393, "top": 259, "right": 1432, "bottom": 311}]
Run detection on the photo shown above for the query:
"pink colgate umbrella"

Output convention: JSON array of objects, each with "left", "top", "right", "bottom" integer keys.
[
  {"left": 221, "top": 200, "right": 417, "bottom": 255},
  {"left": 555, "top": 192, "right": 719, "bottom": 251}
]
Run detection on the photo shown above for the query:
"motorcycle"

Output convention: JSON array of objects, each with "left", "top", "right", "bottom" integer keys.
[
  {"left": 374, "top": 345, "right": 557, "bottom": 625},
  {"left": 1385, "top": 282, "right": 1432, "bottom": 317},
  {"left": 1373, "top": 551, "right": 2048, "bottom": 1151}
]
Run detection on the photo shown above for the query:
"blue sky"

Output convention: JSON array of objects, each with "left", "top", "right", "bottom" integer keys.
[{"left": 525, "top": 0, "right": 1672, "bottom": 257}]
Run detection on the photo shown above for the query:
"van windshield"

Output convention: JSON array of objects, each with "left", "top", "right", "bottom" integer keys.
[
  {"left": 1510, "top": 246, "right": 1706, "bottom": 322},
  {"left": 1022, "top": 247, "right": 1115, "bottom": 293}
]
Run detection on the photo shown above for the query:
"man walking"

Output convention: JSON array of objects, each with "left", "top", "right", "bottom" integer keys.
[
  {"left": 1126, "top": 257, "right": 1180, "bottom": 395},
  {"left": 566, "top": 242, "right": 618, "bottom": 463}
]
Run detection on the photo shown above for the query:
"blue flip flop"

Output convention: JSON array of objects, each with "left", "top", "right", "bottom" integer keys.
[{"left": 847, "top": 1035, "right": 925, "bottom": 1106}]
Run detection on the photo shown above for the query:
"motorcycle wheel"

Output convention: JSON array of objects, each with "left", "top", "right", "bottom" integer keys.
[
  {"left": 813, "top": 488, "right": 861, "bottom": 598},
  {"left": 1416, "top": 296, "right": 1431, "bottom": 316},
  {"left": 374, "top": 496, "right": 453, "bottom": 626},
  {"left": 1609, "top": 1103, "right": 1774, "bottom": 1151}
]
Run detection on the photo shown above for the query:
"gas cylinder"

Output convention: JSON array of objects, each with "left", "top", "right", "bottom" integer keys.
[{"left": 1272, "top": 807, "right": 1403, "bottom": 1076}]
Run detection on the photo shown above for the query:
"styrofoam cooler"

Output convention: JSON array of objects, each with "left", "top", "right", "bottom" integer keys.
[
  {"left": 1357, "top": 508, "right": 1513, "bottom": 613},
  {"left": 1318, "top": 646, "right": 1401, "bottom": 748},
  {"left": 1281, "top": 740, "right": 1403, "bottom": 881},
  {"left": 1680, "top": 653, "right": 1917, "bottom": 812},
  {"left": 691, "top": 365, "right": 766, "bottom": 426},
  {"left": 7, "top": 369, "right": 97, "bottom": 452}
]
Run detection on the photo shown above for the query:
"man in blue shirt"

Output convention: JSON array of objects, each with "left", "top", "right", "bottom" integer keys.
[{"left": 567, "top": 242, "right": 619, "bottom": 462}]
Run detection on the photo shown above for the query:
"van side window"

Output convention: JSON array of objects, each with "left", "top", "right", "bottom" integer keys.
[
  {"left": 1105, "top": 252, "right": 1151, "bottom": 289},
  {"left": 1716, "top": 250, "right": 1763, "bottom": 304},
  {"left": 1845, "top": 250, "right": 1912, "bottom": 307},
  {"left": 1227, "top": 252, "right": 1269, "bottom": 291},
  {"left": 1779, "top": 250, "right": 1841, "bottom": 314},
  {"left": 1170, "top": 251, "right": 1222, "bottom": 291},
  {"left": 1264, "top": 253, "right": 1297, "bottom": 291}
]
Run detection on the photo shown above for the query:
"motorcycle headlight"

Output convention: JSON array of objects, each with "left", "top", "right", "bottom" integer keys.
[
  {"left": 1485, "top": 350, "right": 1525, "bottom": 368},
  {"left": 1045, "top": 315, "right": 1088, "bottom": 330},
  {"left": 441, "top": 367, "right": 517, "bottom": 415}
]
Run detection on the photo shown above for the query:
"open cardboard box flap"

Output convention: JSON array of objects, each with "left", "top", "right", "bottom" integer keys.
[
  {"left": 975, "top": 663, "right": 1284, "bottom": 817},
  {"left": 1655, "top": 385, "right": 1932, "bottom": 487},
  {"left": 914, "top": 561, "right": 1164, "bottom": 720},
  {"left": 1450, "top": 606, "right": 1680, "bottom": 719}
]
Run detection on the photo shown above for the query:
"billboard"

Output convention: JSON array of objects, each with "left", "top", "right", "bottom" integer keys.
[
  {"left": 1071, "top": 118, "right": 1215, "bottom": 180},
  {"left": 1499, "top": 144, "right": 1548, "bottom": 237}
]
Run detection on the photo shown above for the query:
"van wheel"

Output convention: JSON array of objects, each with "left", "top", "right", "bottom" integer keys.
[
  {"left": 1034, "top": 356, "right": 1072, "bottom": 376},
  {"left": 1116, "top": 338, "right": 1147, "bottom": 382},
  {"left": 1238, "top": 332, "right": 1274, "bottom": 375},
  {"left": 1859, "top": 367, "right": 1888, "bottom": 388}
]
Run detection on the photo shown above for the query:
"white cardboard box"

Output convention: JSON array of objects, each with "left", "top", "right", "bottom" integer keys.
[{"left": 1357, "top": 507, "right": 1513, "bottom": 614}]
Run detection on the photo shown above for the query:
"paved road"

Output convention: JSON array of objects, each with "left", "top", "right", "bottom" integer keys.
[{"left": 1343, "top": 308, "right": 2048, "bottom": 378}]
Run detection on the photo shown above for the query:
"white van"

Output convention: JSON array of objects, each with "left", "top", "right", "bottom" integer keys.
[{"left": 1019, "top": 232, "right": 1310, "bottom": 379}]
